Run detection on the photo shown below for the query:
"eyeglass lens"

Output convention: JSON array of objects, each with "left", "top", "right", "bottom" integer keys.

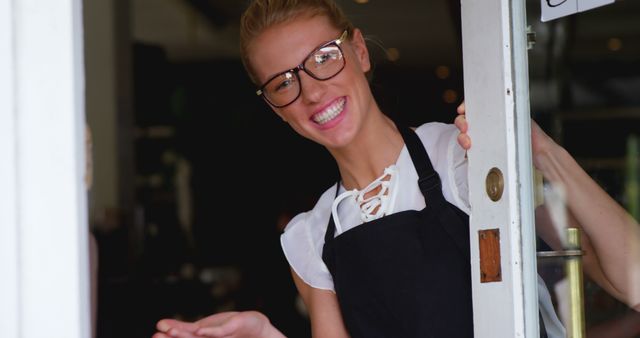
[{"left": 263, "top": 44, "right": 344, "bottom": 107}]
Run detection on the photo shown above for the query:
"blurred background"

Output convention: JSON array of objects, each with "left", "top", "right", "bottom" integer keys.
[{"left": 83, "top": 0, "right": 639, "bottom": 337}]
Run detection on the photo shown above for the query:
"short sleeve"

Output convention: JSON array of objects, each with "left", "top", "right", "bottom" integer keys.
[{"left": 280, "top": 187, "right": 337, "bottom": 291}]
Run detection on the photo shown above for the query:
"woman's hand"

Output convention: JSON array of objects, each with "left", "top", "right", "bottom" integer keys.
[
  {"left": 453, "top": 102, "right": 557, "bottom": 171},
  {"left": 454, "top": 102, "right": 471, "bottom": 150},
  {"left": 153, "top": 317, "right": 200, "bottom": 338},
  {"left": 153, "top": 311, "right": 286, "bottom": 338}
]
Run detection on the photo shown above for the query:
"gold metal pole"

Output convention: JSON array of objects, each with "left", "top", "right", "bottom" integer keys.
[{"left": 565, "top": 228, "right": 586, "bottom": 338}]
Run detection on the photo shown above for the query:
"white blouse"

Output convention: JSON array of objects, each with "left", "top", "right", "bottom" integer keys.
[{"left": 280, "top": 122, "right": 565, "bottom": 337}]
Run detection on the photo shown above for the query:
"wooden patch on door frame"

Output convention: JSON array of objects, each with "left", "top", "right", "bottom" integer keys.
[{"left": 479, "top": 229, "right": 502, "bottom": 283}]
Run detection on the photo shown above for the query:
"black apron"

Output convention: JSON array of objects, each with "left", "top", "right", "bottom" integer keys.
[{"left": 322, "top": 125, "right": 473, "bottom": 338}]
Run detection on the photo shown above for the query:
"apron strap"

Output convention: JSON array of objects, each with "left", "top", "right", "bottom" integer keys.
[
  {"left": 324, "top": 183, "right": 341, "bottom": 242},
  {"left": 322, "top": 184, "right": 341, "bottom": 275},
  {"left": 397, "top": 124, "right": 471, "bottom": 260},
  {"left": 396, "top": 125, "right": 445, "bottom": 205}
]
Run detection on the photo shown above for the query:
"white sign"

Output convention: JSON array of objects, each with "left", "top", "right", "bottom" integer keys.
[{"left": 541, "top": 0, "right": 614, "bottom": 22}]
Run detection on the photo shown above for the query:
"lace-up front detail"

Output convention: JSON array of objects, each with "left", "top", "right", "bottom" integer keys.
[{"left": 331, "top": 165, "right": 400, "bottom": 235}]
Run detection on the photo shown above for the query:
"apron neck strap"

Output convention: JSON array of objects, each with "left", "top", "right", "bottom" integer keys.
[
  {"left": 396, "top": 124, "right": 443, "bottom": 199},
  {"left": 324, "top": 183, "right": 341, "bottom": 242}
]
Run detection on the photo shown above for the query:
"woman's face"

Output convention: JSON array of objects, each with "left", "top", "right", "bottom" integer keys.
[{"left": 249, "top": 15, "right": 373, "bottom": 149}]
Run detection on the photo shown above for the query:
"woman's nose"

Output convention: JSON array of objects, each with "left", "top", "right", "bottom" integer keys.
[{"left": 298, "top": 71, "right": 327, "bottom": 104}]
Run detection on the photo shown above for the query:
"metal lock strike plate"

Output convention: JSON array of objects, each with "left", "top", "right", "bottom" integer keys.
[{"left": 485, "top": 167, "right": 504, "bottom": 202}]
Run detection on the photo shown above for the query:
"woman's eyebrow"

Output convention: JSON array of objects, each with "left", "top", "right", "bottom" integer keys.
[{"left": 263, "top": 36, "right": 337, "bottom": 84}]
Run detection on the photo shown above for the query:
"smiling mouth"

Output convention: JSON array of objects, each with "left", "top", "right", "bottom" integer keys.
[{"left": 312, "top": 97, "right": 346, "bottom": 125}]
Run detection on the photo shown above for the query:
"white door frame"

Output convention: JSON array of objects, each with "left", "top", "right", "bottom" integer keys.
[
  {"left": 461, "top": 0, "right": 540, "bottom": 337},
  {"left": 0, "top": 0, "right": 90, "bottom": 337}
]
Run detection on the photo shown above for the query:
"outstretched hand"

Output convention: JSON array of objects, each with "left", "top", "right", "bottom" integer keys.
[{"left": 153, "top": 311, "right": 285, "bottom": 338}]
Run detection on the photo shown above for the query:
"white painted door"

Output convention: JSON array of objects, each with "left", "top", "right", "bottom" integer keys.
[
  {"left": 460, "top": 0, "right": 541, "bottom": 337},
  {"left": 0, "top": 0, "right": 90, "bottom": 337}
]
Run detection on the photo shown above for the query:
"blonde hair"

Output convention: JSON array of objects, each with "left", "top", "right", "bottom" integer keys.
[{"left": 240, "top": 0, "right": 354, "bottom": 84}]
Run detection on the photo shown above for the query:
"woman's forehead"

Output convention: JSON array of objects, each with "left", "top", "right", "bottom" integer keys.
[{"left": 249, "top": 15, "right": 341, "bottom": 83}]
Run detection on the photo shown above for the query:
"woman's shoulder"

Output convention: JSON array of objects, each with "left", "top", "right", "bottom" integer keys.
[
  {"left": 413, "top": 121, "right": 457, "bottom": 143},
  {"left": 411, "top": 121, "right": 470, "bottom": 214},
  {"left": 412, "top": 121, "right": 459, "bottom": 161},
  {"left": 283, "top": 184, "right": 336, "bottom": 241},
  {"left": 279, "top": 184, "right": 337, "bottom": 290}
]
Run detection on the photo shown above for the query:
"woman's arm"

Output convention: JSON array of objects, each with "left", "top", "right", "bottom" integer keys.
[
  {"left": 531, "top": 123, "right": 640, "bottom": 311},
  {"left": 535, "top": 201, "right": 634, "bottom": 307},
  {"left": 291, "top": 269, "right": 351, "bottom": 338},
  {"left": 455, "top": 103, "right": 640, "bottom": 311}
]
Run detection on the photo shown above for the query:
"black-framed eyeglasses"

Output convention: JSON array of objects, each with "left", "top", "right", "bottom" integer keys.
[{"left": 256, "top": 30, "right": 348, "bottom": 108}]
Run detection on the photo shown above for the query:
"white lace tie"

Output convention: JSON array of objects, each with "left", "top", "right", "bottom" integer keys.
[{"left": 331, "top": 165, "right": 399, "bottom": 235}]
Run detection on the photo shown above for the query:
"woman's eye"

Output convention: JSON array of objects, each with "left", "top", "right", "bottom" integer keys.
[
  {"left": 276, "top": 80, "right": 291, "bottom": 91},
  {"left": 275, "top": 77, "right": 296, "bottom": 92},
  {"left": 312, "top": 47, "right": 340, "bottom": 68},
  {"left": 314, "top": 53, "right": 331, "bottom": 65}
]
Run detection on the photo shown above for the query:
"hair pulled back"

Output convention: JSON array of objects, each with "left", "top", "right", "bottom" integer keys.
[{"left": 240, "top": 0, "right": 354, "bottom": 84}]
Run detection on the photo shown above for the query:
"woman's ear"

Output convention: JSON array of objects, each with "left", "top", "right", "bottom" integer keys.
[{"left": 349, "top": 28, "right": 371, "bottom": 73}]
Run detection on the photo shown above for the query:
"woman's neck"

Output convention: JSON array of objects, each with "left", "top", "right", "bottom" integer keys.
[{"left": 330, "top": 112, "right": 404, "bottom": 191}]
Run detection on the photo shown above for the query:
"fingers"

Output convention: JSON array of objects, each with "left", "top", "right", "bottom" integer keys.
[
  {"left": 454, "top": 114, "right": 468, "bottom": 133},
  {"left": 195, "top": 311, "right": 268, "bottom": 338},
  {"left": 152, "top": 333, "right": 172, "bottom": 338},
  {"left": 196, "top": 325, "right": 233, "bottom": 337},
  {"left": 153, "top": 312, "right": 245, "bottom": 338},
  {"left": 170, "top": 329, "right": 203, "bottom": 338},
  {"left": 157, "top": 319, "right": 200, "bottom": 333},
  {"left": 195, "top": 313, "right": 243, "bottom": 337},
  {"left": 454, "top": 108, "right": 470, "bottom": 150},
  {"left": 155, "top": 319, "right": 202, "bottom": 338},
  {"left": 153, "top": 329, "right": 202, "bottom": 338},
  {"left": 458, "top": 133, "right": 471, "bottom": 150},
  {"left": 457, "top": 101, "right": 466, "bottom": 115},
  {"left": 196, "top": 312, "right": 239, "bottom": 327}
]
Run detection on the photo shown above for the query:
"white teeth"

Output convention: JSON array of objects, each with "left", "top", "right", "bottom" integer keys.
[{"left": 313, "top": 98, "right": 345, "bottom": 124}]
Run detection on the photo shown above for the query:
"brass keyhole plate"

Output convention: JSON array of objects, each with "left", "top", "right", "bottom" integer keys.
[{"left": 485, "top": 167, "right": 504, "bottom": 202}]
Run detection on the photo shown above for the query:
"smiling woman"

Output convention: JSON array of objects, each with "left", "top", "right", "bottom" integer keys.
[
  {"left": 152, "top": 3, "right": 473, "bottom": 338},
  {"left": 151, "top": 1, "right": 469, "bottom": 337},
  {"left": 150, "top": 0, "right": 640, "bottom": 337}
]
